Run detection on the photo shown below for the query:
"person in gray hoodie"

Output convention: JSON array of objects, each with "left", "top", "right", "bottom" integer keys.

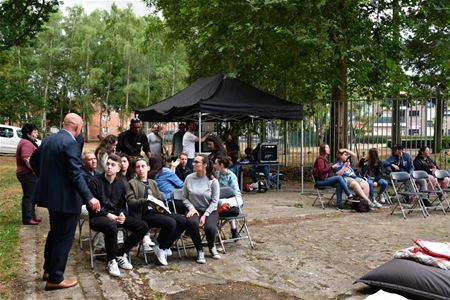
[{"left": 182, "top": 154, "right": 220, "bottom": 264}]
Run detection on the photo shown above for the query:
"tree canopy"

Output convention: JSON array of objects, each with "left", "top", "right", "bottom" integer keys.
[
  {"left": 0, "top": 0, "right": 59, "bottom": 50},
  {"left": 0, "top": 5, "right": 188, "bottom": 132}
]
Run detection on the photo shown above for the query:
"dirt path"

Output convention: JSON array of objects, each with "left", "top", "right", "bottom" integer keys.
[{"left": 13, "top": 190, "right": 450, "bottom": 299}]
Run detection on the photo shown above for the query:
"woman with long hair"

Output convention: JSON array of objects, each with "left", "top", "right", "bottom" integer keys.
[
  {"left": 118, "top": 153, "right": 133, "bottom": 181},
  {"left": 214, "top": 155, "right": 242, "bottom": 238},
  {"left": 148, "top": 154, "right": 184, "bottom": 211},
  {"left": 205, "top": 134, "right": 226, "bottom": 163},
  {"left": 183, "top": 154, "right": 220, "bottom": 263},
  {"left": 333, "top": 149, "right": 381, "bottom": 208},
  {"left": 362, "top": 148, "right": 389, "bottom": 204},
  {"left": 95, "top": 134, "right": 118, "bottom": 173},
  {"left": 312, "top": 144, "right": 354, "bottom": 209},
  {"left": 413, "top": 146, "right": 450, "bottom": 191}
]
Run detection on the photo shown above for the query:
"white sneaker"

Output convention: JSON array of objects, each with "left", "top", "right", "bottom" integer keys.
[
  {"left": 143, "top": 234, "right": 155, "bottom": 247},
  {"left": 368, "top": 200, "right": 376, "bottom": 208},
  {"left": 153, "top": 245, "right": 168, "bottom": 266},
  {"left": 196, "top": 251, "right": 206, "bottom": 264},
  {"left": 143, "top": 243, "right": 152, "bottom": 252},
  {"left": 209, "top": 247, "right": 221, "bottom": 259},
  {"left": 116, "top": 254, "right": 133, "bottom": 270},
  {"left": 379, "top": 194, "right": 387, "bottom": 204},
  {"left": 165, "top": 248, "right": 172, "bottom": 257},
  {"left": 373, "top": 200, "right": 382, "bottom": 208},
  {"left": 108, "top": 259, "right": 121, "bottom": 277}
]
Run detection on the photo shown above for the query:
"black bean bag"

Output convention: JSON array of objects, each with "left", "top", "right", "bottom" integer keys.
[{"left": 355, "top": 258, "right": 450, "bottom": 300}]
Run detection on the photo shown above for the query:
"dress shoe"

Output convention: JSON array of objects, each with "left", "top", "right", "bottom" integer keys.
[
  {"left": 23, "top": 219, "right": 40, "bottom": 225},
  {"left": 45, "top": 279, "right": 78, "bottom": 291},
  {"left": 42, "top": 272, "right": 49, "bottom": 281},
  {"left": 32, "top": 217, "right": 42, "bottom": 223}
]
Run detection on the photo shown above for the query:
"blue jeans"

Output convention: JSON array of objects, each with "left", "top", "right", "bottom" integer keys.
[
  {"left": 250, "top": 165, "right": 270, "bottom": 182},
  {"left": 315, "top": 176, "right": 352, "bottom": 208},
  {"left": 367, "top": 177, "right": 388, "bottom": 200}
]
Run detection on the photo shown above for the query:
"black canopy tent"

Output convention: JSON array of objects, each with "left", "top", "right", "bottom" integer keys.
[
  {"left": 135, "top": 73, "right": 304, "bottom": 190},
  {"left": 135, "top": 73, "right": 303, "bottom": 122}
]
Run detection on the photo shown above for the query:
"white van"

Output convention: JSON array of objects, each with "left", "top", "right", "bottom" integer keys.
[{"left": 0, "top": 124, "right": 22, "bottom": 154}]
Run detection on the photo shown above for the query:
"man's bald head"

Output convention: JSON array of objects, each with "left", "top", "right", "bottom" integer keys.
[{"left": 63, "top": 113, "right": 83, "bottom": 137}]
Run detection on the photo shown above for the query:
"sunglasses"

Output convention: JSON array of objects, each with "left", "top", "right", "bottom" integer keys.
[{"left": 193, "top": 160, "right": 204, "bottom": 164}]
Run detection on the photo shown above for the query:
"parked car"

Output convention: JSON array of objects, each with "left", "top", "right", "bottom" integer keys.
[
  {"left": 0, "top": 124, "right": 22, "bottom": 154},
  {"left": 0, "top": 124, "right": 41, "bottom": 154}
]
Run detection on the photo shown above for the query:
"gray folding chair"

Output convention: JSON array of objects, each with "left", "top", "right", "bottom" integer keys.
[
  {"left": 171, "top": 188, "right": 189, "bottom": 258},
  {"left": 88, "top": 223, "right": 128, "bottom": 269},
  {"left": 412, "top": 170, "right": 446, "bottom": 215},
  {"left": 430, "top": 170, "right": 450, "bottom": 213},
  {"left": 217, "top": 187, "right": 254, "bottom": 253},
  {"left": 390, "top": 171, "right": 428, "bottom": 219},
  {"left": 311, "top": 176, "right": 337, "bottom": 209}
]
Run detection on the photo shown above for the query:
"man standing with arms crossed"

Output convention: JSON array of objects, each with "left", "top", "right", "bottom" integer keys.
[{"left": 31, "top": 113, "right": 100, "bottom": 291}]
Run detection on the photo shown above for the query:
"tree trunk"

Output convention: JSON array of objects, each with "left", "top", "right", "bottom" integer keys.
[
  {"left": 42, "top": 38, "right": 54, "bottom": 133},
  {"left": 330, "top": 55, "right": 348, "bottom": 160}
]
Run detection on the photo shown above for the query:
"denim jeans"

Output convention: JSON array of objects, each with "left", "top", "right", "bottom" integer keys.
[
  {"left": 315, "top": 176, "right": 352, "bottom": 208},
  {"left": 367, "top": 177, "right": 388, "bottom": 200}
]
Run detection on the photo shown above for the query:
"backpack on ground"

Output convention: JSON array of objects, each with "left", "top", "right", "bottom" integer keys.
[{"left": 351, "top": 198, "right": 370, "bottom": 212}]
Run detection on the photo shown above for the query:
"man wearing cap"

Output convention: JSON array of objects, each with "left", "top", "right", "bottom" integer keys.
[
  {"left": 117, "top": 118, "right": 151, "bottom": 159},
  {"left": 383, "top": 144, "right": 426, "bottom": 191}
]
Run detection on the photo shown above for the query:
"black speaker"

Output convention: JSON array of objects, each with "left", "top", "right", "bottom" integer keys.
[{"left": 258, "top": 143, "right": 278, "bottom": 162}]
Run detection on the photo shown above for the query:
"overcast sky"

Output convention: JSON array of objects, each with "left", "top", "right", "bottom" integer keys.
[{"left": 60, "top": 0, "right": 153, "bottom": 16}]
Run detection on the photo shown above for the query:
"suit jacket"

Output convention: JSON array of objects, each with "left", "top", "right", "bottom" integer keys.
[{"left": 31, "top": 130, "right": 93, "bottom": 214}]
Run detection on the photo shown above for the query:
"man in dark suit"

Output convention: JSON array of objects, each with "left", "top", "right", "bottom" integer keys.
[{"left": 31, "top": 113, "right": 100, "bottom": 291}]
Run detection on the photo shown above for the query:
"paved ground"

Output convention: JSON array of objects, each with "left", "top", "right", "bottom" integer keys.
[{"left": 12, "top": 189, "right": 450, "bottom": 299}]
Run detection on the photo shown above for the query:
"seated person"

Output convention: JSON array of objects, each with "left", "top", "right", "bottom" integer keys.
[
  {"left": 313, "top": 144, "right": 354, "bottom": 209},
  {"left": 240, "top": 145, "right": 270, "bottom": 183},
  {"left": 361, "top": 148, "right": 389, "bottom": 204},
  {"left": 81, "top": 151, "right": 100, "bottom": 215},
  {"left": 183, "top": 155, "right": 221, "bottom": 264},
  {"left": 126, "top": 158, "right": 187, "bottom": 266},
  {"left": 333, "top": 149, "right": 381, "bottom": 208},
  {"left": 205, "top": 134, "right": 227, "bottom": 163},
  {"left": 224, "top": 130, "right": 239, "bottom": 174},
  {"left": 214, "top": 155, "right": 243, "bottom": 238},
  {"left": 171, "top": 152, "right": 192, "bottom": 181},
  {"left": 88, "top": 154, "right": 149, "bottom": 277},
  {"left": 384, "top": 144, "right": 427, "bottom": 193},
  {"left": 149, "top": 153, "right": 185, "bottom": 213},
  {"left": 413, "top": 146, "right": 450, "bottom": 204}
]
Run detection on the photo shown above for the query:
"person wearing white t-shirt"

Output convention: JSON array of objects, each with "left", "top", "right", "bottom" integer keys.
[{"left": 182, "top": 121, "right": 209, "bottom": 172}]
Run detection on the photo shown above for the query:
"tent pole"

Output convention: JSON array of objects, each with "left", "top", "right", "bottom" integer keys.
[
  {"left": 300, "top": 119, "right": 304, "bottom": 193},
  {"left": 198, "top": 112, "right": 202, "bottom": 154}
]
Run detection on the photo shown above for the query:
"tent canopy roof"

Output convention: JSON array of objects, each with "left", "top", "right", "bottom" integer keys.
[{"left": 136, "top": 73, "right": 303, "bottom": 122}]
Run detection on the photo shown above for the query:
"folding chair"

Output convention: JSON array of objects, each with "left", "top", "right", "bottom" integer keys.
[
  {"left": 217, "top": 187, "right": 254, "bottom": 253},
  {"left": 412, "top": 170, "right": 445, "bottom": 215},
  {"left": 78, "top": 205, "right": 90, "bottom": 249},
  {"left": 311, "top": 176, "right": 337, "bottom": 209},
  {"left": 390, "top": 171, "right": 428, "bottom": 219},
  {"left": 170, "top": 188, "right": 189, "bottom": 258},
  {"left": 429, "top": 170, "right": 450, "bottom": 213},
  {"left": 88, "top": 223, "right": 128, "bottom": 269}
]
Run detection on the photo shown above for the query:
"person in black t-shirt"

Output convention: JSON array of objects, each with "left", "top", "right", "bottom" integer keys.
[{"left": 117, "top": 118, "right": 151, "bottom": 159}]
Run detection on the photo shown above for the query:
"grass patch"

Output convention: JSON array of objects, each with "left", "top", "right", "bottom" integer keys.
[
  {"left": 293, "top": 203, "right": 304, "bottom": 208},
  {"left": 0, "top": 157, "right": 22, "bottom": 284}
]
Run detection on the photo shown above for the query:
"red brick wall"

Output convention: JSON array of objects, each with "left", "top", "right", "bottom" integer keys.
[{"left": 87, "top": 105, "right": 134, "bottom": 141}]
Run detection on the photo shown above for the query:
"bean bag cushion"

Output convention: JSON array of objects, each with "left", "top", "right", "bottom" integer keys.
[{"left": 355, "top": 259, "right": 450, "bottom": 300}]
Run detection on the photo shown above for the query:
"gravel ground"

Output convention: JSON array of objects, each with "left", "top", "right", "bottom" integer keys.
[{"left": 11, "top": 189, "right": 450, "bottom": 299}]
